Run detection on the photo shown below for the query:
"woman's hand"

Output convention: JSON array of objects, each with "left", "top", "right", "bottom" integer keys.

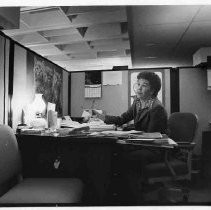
[
  {"left": 83, "top": 115, "right": 91, "bottom": 123},
  {"left": 92, "top": 109, "right": 106, "bottom": 121}
]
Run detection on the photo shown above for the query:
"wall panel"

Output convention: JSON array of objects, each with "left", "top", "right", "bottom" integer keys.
[
  {"left": 71, "top": 71, "right": 128, "bottom": 117},
  {"left": 180, "top": 68, "right": 211, "bottom": 155}
]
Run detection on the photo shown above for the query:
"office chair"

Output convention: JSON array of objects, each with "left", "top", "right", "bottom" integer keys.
[
  {"left": 0, "top": 124, "right": 83, "bottom": 204},
  {"left": 145, "top": 112, "right": 198, "bottom": 184}
]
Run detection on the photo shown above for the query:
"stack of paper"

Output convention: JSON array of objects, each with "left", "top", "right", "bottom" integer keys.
[
  {"left": 61, "top": 119, "right": 84, "bottom": 128},
  {"left": 153, "top": 138, "right": 177, "bottom": 145},
  {"left": 82, "top": 119, "right": 115, "bottom": 132},
  {"left": 20, "top": 128, "right": 44, "bottom": 135},
  {"left": 129, "top": 132, "right": 162, "bottom": 139},
  {"left": 89, "top": 130, "right": 143, "bottom": 138},
  {"left": 57, "top": 126, "right": 90, "bottom": 137},
  {"left": 126, "top": 136, "right": 177, "bottom": 146},
  {"left": 88, "top": 124, "right": 116, "bottom": 132}
]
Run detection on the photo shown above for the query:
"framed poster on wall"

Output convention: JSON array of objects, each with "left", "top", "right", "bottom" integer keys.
[{"left": 27, "top": 51, "right": 63, "bottom": 115}]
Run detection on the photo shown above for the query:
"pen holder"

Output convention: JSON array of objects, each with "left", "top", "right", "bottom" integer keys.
[{"left": 48, "top": 110, "right": 58, "bottom": 130}]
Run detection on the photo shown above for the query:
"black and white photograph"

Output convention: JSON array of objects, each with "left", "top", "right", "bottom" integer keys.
[{"left": 0, "top": 1, "right": 211, "bottom": 208}]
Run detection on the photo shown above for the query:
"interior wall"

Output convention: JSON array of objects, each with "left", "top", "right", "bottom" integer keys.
[
  {"left": 0, "top": 35, "right": 10, "bottom": 125},
  {"left": 62, "top": 70, "right": 69, "bottom": 116},
  {"left": 71, "top": 69, "right": 171, "bottom": 118},
  {"left": 180, "top": 68, "right": 211, "bottom": 155},
  {"left": 0, "top": 35, "right": 5, "bottom": 124},
  {"left": 164, "top": 69, "right": 171, "bottom": 117},
  {"left": 11, "top": 43, "right": 69, "bottom": 129},
  {"left": 12, "top": 44, "right": 28, "bottom": 130},
  {"left": 71, "top": 71, "right": 128, "bottom": 117}
]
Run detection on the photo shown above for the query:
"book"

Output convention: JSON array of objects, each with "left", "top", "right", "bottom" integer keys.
[{"left": 129, "top": 132, "right": 162, "bottom": 139}]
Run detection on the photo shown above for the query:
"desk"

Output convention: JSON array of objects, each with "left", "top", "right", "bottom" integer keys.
[
  {"left": 16, "top": 133, "right": 175, "bottom": 205},
  {"left": 17, "top": 134, "right": 119, "bottom": 204}
]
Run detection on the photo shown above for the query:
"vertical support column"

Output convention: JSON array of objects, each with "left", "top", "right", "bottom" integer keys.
[
  {"left": 8, "top": 41, "right": 14, "bottom": 127},
  {"left": 170, "top": 67, "right": 180, "bottom": 113},
  {"left": 68, "top": 73, "right": 71, "bottom": 115}
]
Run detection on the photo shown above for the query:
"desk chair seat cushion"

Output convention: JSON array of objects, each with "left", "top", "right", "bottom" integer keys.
[
  {"left": 146, "top": 160, "right": 188, "bottom": 178},
  {"left": 0, "top": 178, "right": 83, "bottom": 204}
]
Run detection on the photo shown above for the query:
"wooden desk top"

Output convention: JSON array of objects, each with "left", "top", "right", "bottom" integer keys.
[
  {"left": 16, "top": 132, "right": 176, "bottom": 149},
  {"left": 16, "top": 133, "right": 118, "bottom": 144}
]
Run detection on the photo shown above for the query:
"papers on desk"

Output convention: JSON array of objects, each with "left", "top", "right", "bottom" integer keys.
[
  {"left": 126, "top": 137, "right": 177, "bottom": 146},
  {"left": 61, "top": 117, "right": 116, "bottom": 132},
  {"left": 61, "top": 118, "right": 85, "bottom": 128},
  {"left": 57, "top": 127, "right": 90, "bottom": 137},
  {"left": 84, "top": 119, "right": 116, "bottom": 132},
  {"left": 88, "top": 124, "right": 116, "bottom": 132},
  {"left": 88, "top": 130, "right": 143, "bottom": 138},
  {"left": 129, "top": 132, "right": 162, "bottom": 139},
  {"left": 20, "top": 128, "right": 44, "bottom": 135}
]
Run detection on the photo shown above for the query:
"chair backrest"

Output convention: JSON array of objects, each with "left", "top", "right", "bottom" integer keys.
[
  {"left": 167, "top": 112, "right": 198, "bottom": 143},
  {"left": 0, "top": 125, "right": 22, "bottom": 187}
]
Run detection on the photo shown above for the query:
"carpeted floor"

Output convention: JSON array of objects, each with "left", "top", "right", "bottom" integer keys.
[
  {"left": 142, "top": 175, "right": 211, "bottom": 205},
  {"left": 188, "top": 178, "right": 211, "bottom": 204}
]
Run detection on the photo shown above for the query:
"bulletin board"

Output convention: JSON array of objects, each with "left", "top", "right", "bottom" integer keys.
[
  {"left": 85, "top": 71, "right": 102, "bottom": 98},
  {"left": 85, "top": 84, "right": 102, "bottom": 98}
]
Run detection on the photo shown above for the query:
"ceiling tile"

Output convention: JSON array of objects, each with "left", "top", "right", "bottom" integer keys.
[
  {"left": 90, "top": 38, "right": 123, "bottom": 46},
  {"left": 85, "top": 23, "right": 122, "bottom": 39},
  {"left": 46, "top": 54, "right": 71, "bottom": 61},
  {"left": 21, "top": 7, "right": 71, "bottom": 28},
  {"left": 61, "top": 42, "right": 91, "bottom": 52},
  {"left": 181, "top": 21, "right": 211, "bottom": 45},
  {"left": 47, "top": 33, "right": 83, "bottom": 43},
  {"left": 134, "top": 23, "right": 189, "bottom": 45},
  {"left": 97, "top": 50, "right": 126, "bottom": 58},
  {"left": 41, "top": 27, "right": 78, "bottom": 37},
  {"left": 62, "top": 6, "right": 121, "bottom": 16},
  {"left": 193, "top": 5, "right": 211, "bottom": 22},
  {"left": 69, "top": 9, "right": 127, "bottom": 27},
  {"left": 68, "top": 52, "right": 97, "bottom": 59},
  {"left": 13, "top": 32, "right": 48, "bottom": 44},
  {"left": 92, "top": 40, "right": 130, "bottom": 51},
  {"left": 33, "top": 46, "right": 63, "bottom": 56},
  {"left": 130, "top": 5, "right": 200, "bottom": 26}
]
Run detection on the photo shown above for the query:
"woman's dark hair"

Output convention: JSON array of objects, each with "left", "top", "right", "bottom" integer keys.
[{"left": 137, "top": 71, "right": 161, "bottom": 97}]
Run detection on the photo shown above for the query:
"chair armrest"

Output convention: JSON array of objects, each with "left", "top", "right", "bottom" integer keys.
[{"left": 176, "top": 142, "right": 195, "bottom": 149}]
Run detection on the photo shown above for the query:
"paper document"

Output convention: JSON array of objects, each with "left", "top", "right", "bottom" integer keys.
[
  {"left": 82, "top": 118, "right": 116, "bottom": 132},
  {"left": 82, "top": 110, "right": 91, "bottom": 118},
  {"left": 88, "top": 130, "right": 142, "bottom": 137},
  {"left": 61, "top": 119, "right": 85, "bottom": 128},
  {"left": 64, "top": 116, "right": 72, "bottom": 121},
  {"left": 101, "top": 130, "right": 142, "bottom": 136},
  {"left": 128, "top": 138, "right": 156, "bottom": 142},
  {"left": 126, "top": 137, "right": 177, "bottom": 145},
  {"left": 129, "top": 132, "right": 162, "bottom": 139}
]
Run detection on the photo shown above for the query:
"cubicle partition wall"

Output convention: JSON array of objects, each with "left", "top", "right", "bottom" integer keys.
[
  {"left": 70, "top": 67, "right": 211, "bottom": 156},
  {"left": 0, "top": 32, "right": 69, "bottom": 130},
  {"left": 70, "top": 68, "right": 171, "bottom": 119},
  {"left": 0, "top": 35, "right": 11, "bottom": 125},
  {"left": 179, "top": 67, "right": 211, "bottom": 155}
]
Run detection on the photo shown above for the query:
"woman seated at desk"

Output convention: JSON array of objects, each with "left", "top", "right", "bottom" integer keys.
[{"left": 92, "top": 71, "right": 168, "bottom": 204}]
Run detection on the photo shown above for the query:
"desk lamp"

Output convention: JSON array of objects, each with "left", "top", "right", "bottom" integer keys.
[
  {"left": 31, "top": 93, "right": 46, "bottom": 117},
  {"left": 30, "top": 93, "right": 47, "bottom": 128}
]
